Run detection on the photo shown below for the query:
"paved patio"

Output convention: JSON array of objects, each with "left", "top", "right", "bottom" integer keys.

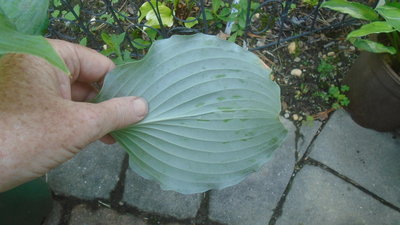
[{"left": 44, "top": 109, "right": 400, "bottom": 225}]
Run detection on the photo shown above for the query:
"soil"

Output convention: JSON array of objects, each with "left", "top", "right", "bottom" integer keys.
[
  {"left": 48, "top": 0, "right": 362, "bottom": 124},
  {"left": 263, "top": 30, "right": 360, "bottom": 124}
]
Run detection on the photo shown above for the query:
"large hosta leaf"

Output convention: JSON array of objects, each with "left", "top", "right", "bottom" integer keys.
[
  {"left": 94, "top": 34, "right": 287, "bottom": 194},
  {"left": 0, "top": 0, "right": 49, "bottom": 35}
]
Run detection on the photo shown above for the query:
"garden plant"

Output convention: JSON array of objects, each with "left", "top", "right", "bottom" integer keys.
[{"left": 0, "top": 0, "right": 287, "bottom": 194}]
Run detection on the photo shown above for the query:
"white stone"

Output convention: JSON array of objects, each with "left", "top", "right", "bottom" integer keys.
[
  {"left": 288, "top": 42, "right": 297, "bottom": 54},
  {"left": 290, "top": 69, "right": 302, "bottom": 77}
]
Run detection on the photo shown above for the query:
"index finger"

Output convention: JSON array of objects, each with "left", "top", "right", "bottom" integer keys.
[{"left": 47, "top": 39, "right": 115, "bottom": 83}]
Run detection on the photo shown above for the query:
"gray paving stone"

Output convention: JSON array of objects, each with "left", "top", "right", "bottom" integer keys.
[
  {"left": 296, "top": 120, "right": 322, "bottom": 159},
  {"left": 47, "top": 141, "right": 126, "bottom": 199},
  {"left": 43, "top": 201, "right": 62, "bottom": 225},
  {"left": 309, "top": 110, "right": 400, "bottom": 206},
  {"left": 123, "top": 169, "right": 202, "bottom": 219},
  {"left": 208, "top": 119, "right": 318, "bottom": 225},
  {"left": 69, "top": 204, "right": 147, "bottom": 225},
  {"left": 276, "top": 166, "right": 400, "bottom": 225}
]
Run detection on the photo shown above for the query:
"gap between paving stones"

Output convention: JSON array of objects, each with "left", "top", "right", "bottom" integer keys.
[
  {"left": 268, "top": 120, "right": 328, "bottom": 225},
  {"left": 51, "top": 154, "right": 224, "bottom": 225},
  {"left": 269, "top": 113, "right": 400, "bottom": 225},
  {"left": 305, "top": 157, "right": 400, "bottom": 213}
]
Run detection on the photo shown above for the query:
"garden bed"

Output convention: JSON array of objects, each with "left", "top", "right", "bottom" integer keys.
[{"left": 48, "top": 0, "right": 364, "bottom": 124}]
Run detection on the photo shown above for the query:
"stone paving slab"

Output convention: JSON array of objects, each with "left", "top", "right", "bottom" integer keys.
[
  {"left": 296, "top": 120, "right": 322, "bottom": 159},
  {"left": 309, "top": 110, "right": 400, "bottom": 207},
  {"left": 123, "top": 168, "right": 202, "bottom": 219},
  {"left": 69, "top": 204, "right": 147, "bottom": 225},
  {"left": 47, "top": 141, "right": 126, "bottom": 199},
  {"left": 208, "top": 119, "right": 319, "bottom": 225},
  {"left": 276, "top": 166, "right": 400, "bottom": 225}
]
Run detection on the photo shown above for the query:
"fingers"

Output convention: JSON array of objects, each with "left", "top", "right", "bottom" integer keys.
[
  {"left": 94, "top": 97, "right": 148, "bottom": 132},
  {"left": 68, "top": 97, "right": 148, "bottom": 147},
  {"left": 70, "top": 82, "right": 98, "bottom": 101},
  {"left": 47, "top": 39, "right": 115, "bottom": 83}
]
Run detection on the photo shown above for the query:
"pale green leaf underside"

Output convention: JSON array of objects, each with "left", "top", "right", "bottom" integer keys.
[{"left": 94, "top": 34, "right": 287, "bottom": 194}]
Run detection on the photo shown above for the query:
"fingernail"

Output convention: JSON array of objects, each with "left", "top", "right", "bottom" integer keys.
[{"left": 133, "top": 97, "right": 148, "bottom": 119}]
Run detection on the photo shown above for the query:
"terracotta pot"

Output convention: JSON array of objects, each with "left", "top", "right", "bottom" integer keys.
[{"left": 344, "top": 51, "right": 400, "bottom": 131}]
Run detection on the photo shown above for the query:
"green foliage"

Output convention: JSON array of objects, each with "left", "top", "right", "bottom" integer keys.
[
  {"left": 321, "top": 0, "right": 379, "bottom": 21},
  {"left": 315, "top": 85, "right": 350, "bottom": 109},
  {"left": 302, "top": 0, "right": 319, "bottom": 8},
  {"left": 322, "top": 0, "right": 400, "bottom": 62},
  {"left": 94, "top": 34, "right": 286, "bottom": 194},
  {"left": 0, "top": 1, "right": 68, "bottom": 73},
  {"left": 64, "top": 4, "right": 80, "bottom": 21},
  {"left": 100, "top": 32, "right": 133, "bottom": 65},
  {"left": 139, "top": 0, "right": 174, "bottom": 28},
  {"left": 0, "top": 0, "right": 49, "bottom": 35},
  {"left": 205, "top": 0, "right": 260, "bottom": 42},
  {"left": 51, "top": 2, "right": 80, "bottom": 21},
  {"left": 302, "top": 114, "right": 315, "bottom": 126},
  {"left": 317, "top": 58, "right": 335, "bottom": 78},
  {"left": 184, "top": 16, "right": 198, "bottom": 28}
]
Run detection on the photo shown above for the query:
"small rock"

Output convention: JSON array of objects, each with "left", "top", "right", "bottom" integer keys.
[
  {"left": 281, "top": 101, "right": 288, "bottom": 111},
  {"left": 284, "top": 113, "right": 290, "bottom": 119},
  {"left": 349, "top": 46, "right": 356, "bottom": 51},
  {"left": 292, "top": 114, "right": 299, "bottom": 121},
  {"left": 290, "top": 69, "right": 302, "bottom": 77},
  {"left": 256, "top": 39, "right": 266, "bottom": 47},
  {"left": 294, "top": 57, "right": 301, "bottom": 62},
  {"left": 288, "top": 42, "right": 297, "bottom": 54},
  {"left": 327, "top": 52, "right": 335, "bottom": 57}
]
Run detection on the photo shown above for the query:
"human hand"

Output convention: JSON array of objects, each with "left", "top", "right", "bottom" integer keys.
[{"left": 0, "top": 39, "right": 148, "bottom": 192}]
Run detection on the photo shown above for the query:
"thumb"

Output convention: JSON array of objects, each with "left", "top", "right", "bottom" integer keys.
[
  {"left": 85, "top": 96, "right": 148, "bottom": 140},
  {"left": 96, "top": 96, "right": 148, "bottom": 130}
]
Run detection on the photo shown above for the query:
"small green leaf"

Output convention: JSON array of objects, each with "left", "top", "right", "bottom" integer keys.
[
  {"left": 139, "top": 1, "right": 153, "bottom": 22},
  {"left": 64, "top": 4, "right": 80, "bottom": 20},
  {"left": 347, "top": 21, "right": 395, "bottom": 38},
  {"left": 0, "top": 0, "right": 49, "bottom": 35},
  {"left": 376, "top": 5, "right": 400, "bottom": 31},
  {"left": 228, "top": 31, "right": 238, "bottom": 42},
  {"left": 321, "top": 0, "right": 379, "bottom": 21},
  {"left": 101, "top": 32, "right": 125, "bottom": 57},
  {"left": 51, "top": 10, "right": 60, "bottom": 18},
  {"left": 53, "top": 0, "right": 62, "bottom": 7},
  {"left": 79, "top": 37, "right": 87, "bottom": 46},
  {"left": 184, "top": 17, "right": 198, "bottom": 28},
  {"left": 145, "top": 5, "right": 173, "bottom": 28},
  {"left": 0, "top": 13, "right": 68, "bottom": 73},
  {"left": 350, "top": 38, "right": 397, "bottom": 55},
  {"left": 132, "top": 38, "right": 151, "bottom": 49},
  {"left": 212, "top": 0, "right": 223, "bottom": 13}
]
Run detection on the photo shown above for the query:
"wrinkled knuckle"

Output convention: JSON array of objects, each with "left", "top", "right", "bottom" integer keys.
[{"left": 106, "top": 98, "right": 127, "bottom": 129}]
